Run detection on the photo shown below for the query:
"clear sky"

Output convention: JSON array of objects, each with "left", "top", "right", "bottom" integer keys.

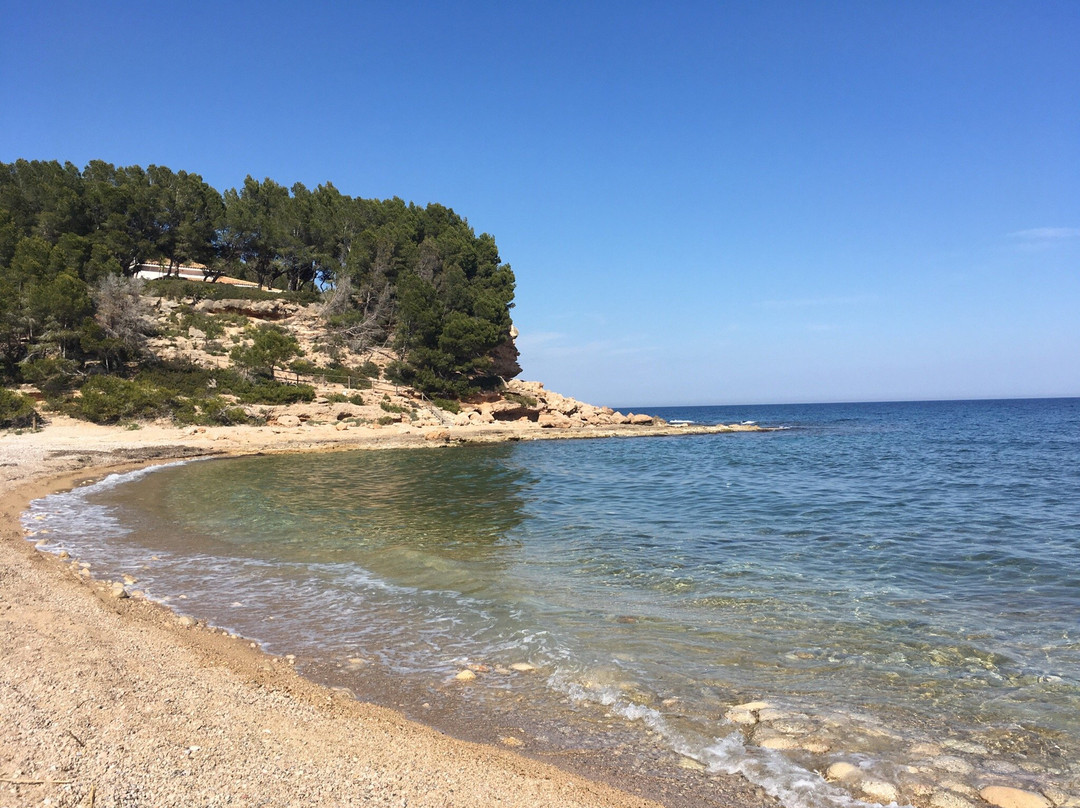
[{"left": 2, "top": 0, "right": 1077, "bottom": 406}]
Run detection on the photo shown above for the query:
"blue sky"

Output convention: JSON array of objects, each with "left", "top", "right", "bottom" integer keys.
[{"left": 2, "top": 0, "right": 1077, "bottom": 405}]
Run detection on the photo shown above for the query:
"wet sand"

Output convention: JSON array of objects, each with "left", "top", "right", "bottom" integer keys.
[{"left": 0, "top": 416, "right": 772, "bottom": 807}]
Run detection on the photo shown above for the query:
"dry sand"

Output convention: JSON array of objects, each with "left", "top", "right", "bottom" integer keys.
[{"left": 1, "top": 416, "right": 772, "bottom": 808}]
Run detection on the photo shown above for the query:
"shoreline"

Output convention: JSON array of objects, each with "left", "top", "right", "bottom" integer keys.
[{"left": 1, "top": 417, "right": 774, "bottom": 808}]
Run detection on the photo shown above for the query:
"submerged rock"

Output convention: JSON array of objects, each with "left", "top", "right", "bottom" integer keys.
[
  {"left": 825, "top": 762, "right": 859, "bottom": 782},
  {"left": 980, "top": 786, "right": 1051, "bottom": 808},
  {"left": 860, "top": 780, "right": 898, "bottom": 804},
  {"left": 930, "top": 791, "right": 974, "bottom": 808}
]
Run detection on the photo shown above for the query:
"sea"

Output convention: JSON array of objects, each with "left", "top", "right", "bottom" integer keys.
[{"left": 23, "top": 398, "right": 1080, "bottom": 808}]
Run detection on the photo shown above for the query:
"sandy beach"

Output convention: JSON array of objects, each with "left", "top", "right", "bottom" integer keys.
[{"left": 1, "top": 416, "right": 773, "bottom": 808}]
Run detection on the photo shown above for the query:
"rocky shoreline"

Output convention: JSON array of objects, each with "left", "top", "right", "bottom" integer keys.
[
  {"left": 0, "top": 409, "right": 771, "bottom": 808},
  {"left": 4, "top": 411, "right": 1070, "bottom": 808}
]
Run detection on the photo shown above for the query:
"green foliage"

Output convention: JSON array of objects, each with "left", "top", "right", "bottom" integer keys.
[
  {"left": 145, "top": 278, "right": 318, "bottom": 304},
  {"left": 0, "top": 387, "right": 38, "bottom": 429},
  {"left": 504, "top": 392, "right": 538, "bottom": 408},
  {"left": 21, "top": 357, "right": 79, "bottom": 395},
  {"left": 432, "top": 397, "right": 461, "bottom": 414},
  {"left": 74, "top": 376, "right": 173, "bottom": 423},
  {"left": 230, "top": 324, "right": 301, "bottom": 380},
  {"left": 1, "top": 158, "right": 519, "bottom": 409},
  {"left": 377, "top": 415, "right": 397, "bottom": 426},
  {"left": 236, "top": 382, "right": 314, "bottom": 405},
  {"left": 379, "top": 398, "right": 407, "bottom": 414}
]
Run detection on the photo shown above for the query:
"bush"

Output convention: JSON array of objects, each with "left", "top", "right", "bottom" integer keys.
[
  {"left": 175, "top": 396, "right": 254, "bottom": 426},
  {"left": 74, "top": 376, "right": 173, "bottom": 424},
  {"left": 230, "top": 324, "right": 301, "bottom": 380},
  {"left": 236, "top": 382, "right": 315, "bottom": 405},
  {"left": 0, "top": 388, "right": 39, "bottom": 429},
  {"left": 432, "top": 397, "right": 461, "bottom": 414},
  {"left": 505, "top": 392, "right": 537, "bottom": 408},
  {"left": 21, "top": 357, "right": 80, "bottom": 395}
]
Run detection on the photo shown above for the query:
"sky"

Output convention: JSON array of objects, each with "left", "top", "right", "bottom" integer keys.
[{"left": 1, "top": 0, "right": 1077, "bottom": 406}]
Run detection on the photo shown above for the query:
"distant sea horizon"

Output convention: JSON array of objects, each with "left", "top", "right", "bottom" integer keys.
[{"left": 621, "top": 394, "right": 1079, "bottom": 410}]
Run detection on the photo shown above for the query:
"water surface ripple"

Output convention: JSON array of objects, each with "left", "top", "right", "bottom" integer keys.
[{"left": 26, "top": 399, "right": 1080, "bottom": 808}]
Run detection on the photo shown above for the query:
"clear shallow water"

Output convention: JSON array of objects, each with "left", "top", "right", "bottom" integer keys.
[{"left": 25, "top": 399, "right": 1080, "bottom": 808}]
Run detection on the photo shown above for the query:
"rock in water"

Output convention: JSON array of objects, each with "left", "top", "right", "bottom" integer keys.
[
  {"left": 826, "top": 762, "right": 859, "bottom": 782},
  {"left": 980, "top": 787, "right": 1051, "bottom": 808},
  {"left": 860, "top": 780, "right": 898, "bottom": 804}
]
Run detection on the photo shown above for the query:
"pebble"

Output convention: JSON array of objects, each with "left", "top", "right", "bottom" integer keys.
[
  {"left": 498, "top": 736, "right": 523, "bottom": 747},
  {"left": 730, "top": 700, "right": 772, "bottom": 711},
  {"left": 860, "top": 780, "right": 898, "bottom": 804},
  {"left": 980, "top": 786, "right": 1052, "bottom": 808},
  {"left": 930, "top": 791, "right": 974, "bottom": 808},
  {"left": 941, "top": 738, "right": 987, "bottom": 755},
  {"left": 509, "top": 663, "right": 536, "bottom": 672},
  {"left": 58, "top": 550, "right": 70, "bottom": 559},
  {"left": 724, "top": 708, "right": 757, "bottom": 725},
  {"left": 826, "top": 762, "right": 860, "bottom": 782},
  {"left": 110, "top": 583, "right": 130, "bottom": 599},
  {"left": 177, "top": 616, "right": 196, "bottom": 627},
  {"left": 940, "top": 780, "right": 978, "bottom": 798},
  {"left": 756, "top": 733, "right": 798, "bottom": 751},
  {"left": 933, "top": 756, "right": 976, "bottom": 775},
  {"left": 677, "top": 757, "right": 706, "bottom": 772},
  {"left": 1042, "top": 788, "right": 1077, "bottom": 807},
  {"left": 122, "top": 574, "right": 138, "bottom": 585},
  {"left": 455, "top": 669, "right": 477, "bottom": 682}
]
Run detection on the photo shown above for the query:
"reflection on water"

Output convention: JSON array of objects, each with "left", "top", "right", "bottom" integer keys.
[{"left": 24, "top": 399, "right": 1080, "bottom": 808}]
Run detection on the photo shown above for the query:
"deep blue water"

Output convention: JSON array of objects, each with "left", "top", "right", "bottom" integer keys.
[{"left": 25, "top": 398, "right": 1080, "bottom": 808}]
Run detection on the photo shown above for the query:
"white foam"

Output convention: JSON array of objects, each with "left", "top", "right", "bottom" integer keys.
[
  {"left": 549, "top": 671, "right": 904, "bottom": 808},
  {"left": 697, "top": 733, "right": 905, "bottom": 808}
]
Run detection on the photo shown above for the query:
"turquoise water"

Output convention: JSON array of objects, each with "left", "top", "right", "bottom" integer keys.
[{"left": 25, "top": 399, "right": 1080, "bottom": 807}]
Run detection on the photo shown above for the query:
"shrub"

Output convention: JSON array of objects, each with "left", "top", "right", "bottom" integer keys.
[
  {"left": 21, "top": 357, "right": 80, "bottom": 395},
  {"left": 505, "top": 392, "right": 537, "bottom": 408},
  {"left": 236, "top": 382, "right": 315, "bottom": 405},
  {"left": 0, "top": 388, "right": 39, "bottom": 429},
  {"left": 230, "top": 324, "right": 301, "bottom": 380},
  {"left": 432, "top": 397, "right": 461, "bottom": 414},
  {"left": 74, "top": 376, "right": 173, "bottom": 424}
]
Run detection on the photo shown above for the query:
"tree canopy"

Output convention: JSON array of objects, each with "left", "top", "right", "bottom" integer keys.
[{"left": 0, "top": 159, "right": 520, "bottom": 397}]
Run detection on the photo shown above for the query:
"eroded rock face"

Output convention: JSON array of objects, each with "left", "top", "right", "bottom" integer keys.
[{"left": 489, "top": 325, "right": 522, "bottom": 380}]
